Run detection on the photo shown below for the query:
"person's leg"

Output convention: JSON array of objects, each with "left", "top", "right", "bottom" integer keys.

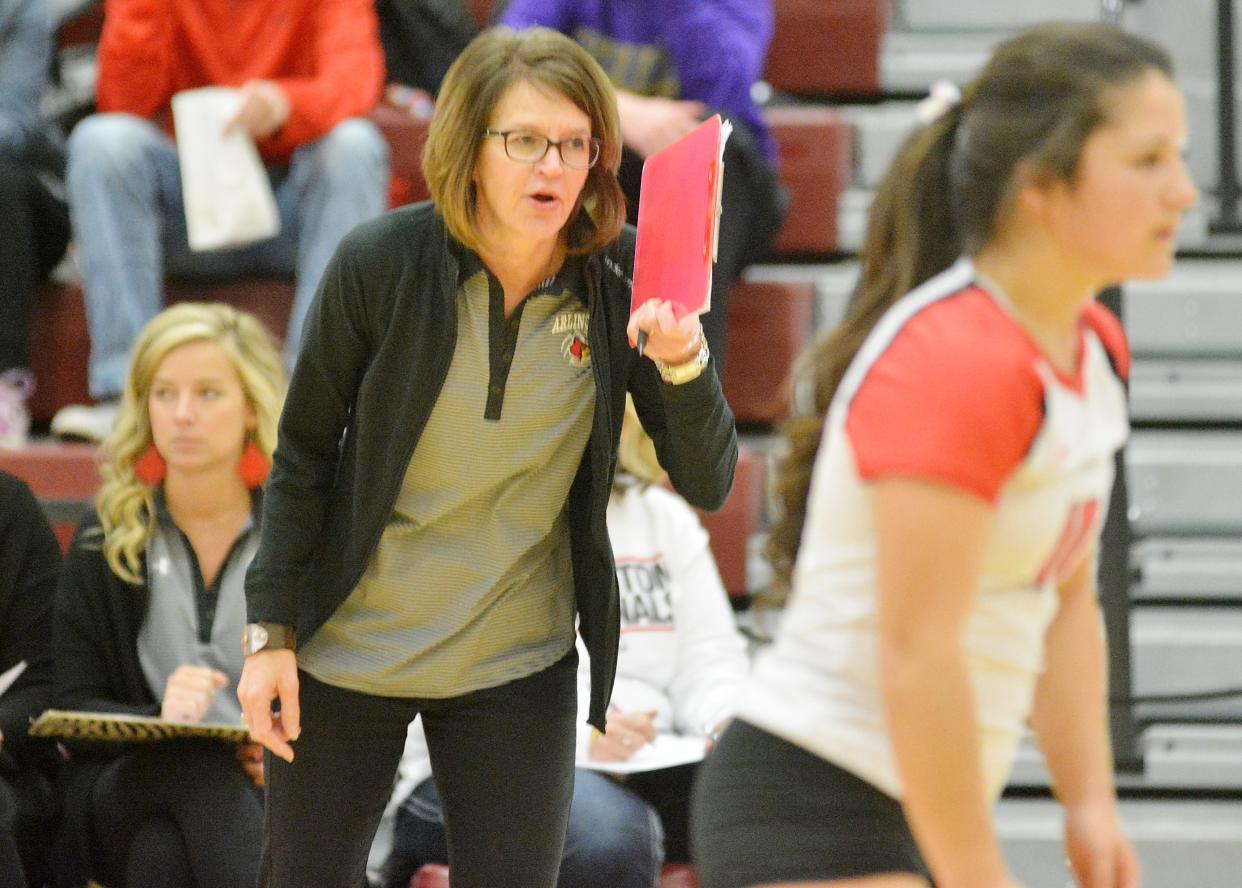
[
  {"left": 383, "top": 778, "right": 450, "bottom": 888},
  {"left": 558, "top": 769, "right": 663, "bottom": 888},
  {"left": 66, "top": 113, "right": 183, "bottom": 398},
  {"left": 0, "top": 154, "right": 65, "bottom": 373},
  {"left": 0, "top": 158, "right": 40, "bottom": 372},
  {"left": 276, "top": 117, "right": 389, "bottom": 367},
  {"left": 7, "top": 762, "right": 57, "bottom": 888},
  {"left": 90, "top": 743, "right": 263, "bottom": 888},
  {"left": 261, "top": 671, "right": 417, "bottom": 887},
  {"left": 625, "top": 763, "right": 696, "bottom": 863},
  {"left": 29, "top": 168, "right": 71, "bottom": 282},
  {"left": 0, "top": 776, "right": 27, "bottom": 888},
  {"left": 385, "top": 761, "right": 661, "bottom": 888},
  {"left": 124, "top": 815, "right": 195, "bottom": 887},
  {"left": 420, "top": 650, "right": 579, "bottom": 888}
]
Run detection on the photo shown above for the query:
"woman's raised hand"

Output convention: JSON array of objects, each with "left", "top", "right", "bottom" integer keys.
[{"left": 627, "top": 299, "right": 702, "bottom": 365}]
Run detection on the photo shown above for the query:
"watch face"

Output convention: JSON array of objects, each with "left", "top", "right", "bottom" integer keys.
[{"left": 244, "top": 624, "right": 269, "bottom": 653}]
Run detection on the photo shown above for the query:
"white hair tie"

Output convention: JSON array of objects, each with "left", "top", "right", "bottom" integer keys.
[{"left": 916, "top": 80, "right": 963, "bottom": 125}]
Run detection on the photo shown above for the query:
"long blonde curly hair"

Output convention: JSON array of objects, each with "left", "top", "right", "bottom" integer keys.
[{"left": 93, "top": 303, "right": 286, "bottom": 584}]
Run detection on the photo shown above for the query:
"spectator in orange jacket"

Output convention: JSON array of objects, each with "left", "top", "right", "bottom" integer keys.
[{"left": 53, "top": 0, "right": 390, "bottom": 444}]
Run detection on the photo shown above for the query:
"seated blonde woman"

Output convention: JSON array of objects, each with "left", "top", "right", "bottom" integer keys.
[{"left": 52, "top": 303, "right": 285, "bottom": 888}]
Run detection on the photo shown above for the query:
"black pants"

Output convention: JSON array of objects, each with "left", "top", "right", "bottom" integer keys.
[
  {"left": 617, "top": 119, "right": 786, "bottom": 381},
  {"left": 261, "top": 651, "right": 579, "bottom": 888},
  {"left": 0, "top": 767, "right": 56, "bottom": 888},
  {"left": 89, "top": 742, "right": 264, "bottom": 888},
  {"left": 0, "top": 156, "right": 70, "bottom": 371}
]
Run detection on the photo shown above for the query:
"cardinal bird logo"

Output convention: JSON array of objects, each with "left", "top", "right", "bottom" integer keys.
[{"left": 562, "top": 334, "right": 591, "bottom": 368}]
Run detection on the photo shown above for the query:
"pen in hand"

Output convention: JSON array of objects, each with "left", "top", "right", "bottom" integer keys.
[{"left": 636, "top": 330, "right": 649, "bottom": 357}]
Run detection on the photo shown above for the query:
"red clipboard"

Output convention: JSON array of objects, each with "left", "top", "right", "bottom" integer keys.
[{"left": 630, "top": 114, "right": 730, "bottom": 323}]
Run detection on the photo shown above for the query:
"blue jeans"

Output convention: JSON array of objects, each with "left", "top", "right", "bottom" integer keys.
[
  {"left": 385, "top": 768, "right": 666, "bottom": 888},
  {"left": 65, "top": 112, "right": 389, "bottom": 396}
]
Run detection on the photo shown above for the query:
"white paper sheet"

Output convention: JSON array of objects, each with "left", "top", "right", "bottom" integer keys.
[
  {"left": 171, "top": 87, "right": 281, "bottom": 252},
  {"left": 0, "top": 660, "right": 26, "bottom": 697}
]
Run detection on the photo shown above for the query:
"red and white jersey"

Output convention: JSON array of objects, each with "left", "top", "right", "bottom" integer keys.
[{"left": 739, "top": 258, "right": 1129, "bottom": 799}]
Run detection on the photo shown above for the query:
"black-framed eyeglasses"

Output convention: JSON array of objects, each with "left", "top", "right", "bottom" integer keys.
[{"left": 483, "top": 129, "right": 601, "bottom": 170}]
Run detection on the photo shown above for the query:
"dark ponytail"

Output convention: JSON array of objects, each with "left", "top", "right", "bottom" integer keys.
[
  {"left": 763, "top": 23, "right": 1173, "bottom": 603},
  {"left": 761, "top": 108, "right": 963, "bottom": 604}
]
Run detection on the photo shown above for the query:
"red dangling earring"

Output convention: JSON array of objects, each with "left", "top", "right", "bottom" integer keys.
[
  {"left": 134, "top": 445, "right": 167, "bottom": 486},
  {"left": 237, "top": 440, "right": 270, "bottom": 489}
]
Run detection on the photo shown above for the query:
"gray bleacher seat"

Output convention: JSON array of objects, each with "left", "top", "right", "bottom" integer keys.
[
  {"left": 1126, "top": 265, "right": 1242, "bottom": 357},
  {"left": 896, "top": 0, "right": 1100, "bottom": 30},
  {"left": 1127, "top": 431, "right": 1242, "bottom": 535},
  {"left": 997, "top": 797, "right": 1242, "bottom": 888},
  {"left": 1131, "top": 606, "right": 1242, "bottom": 721},
  {"left": 1129, "top": 360, "right": 1242, "bottom": 423},
  {"left": 1132, "top": 537, "right": 1242, "bottom": 602}
]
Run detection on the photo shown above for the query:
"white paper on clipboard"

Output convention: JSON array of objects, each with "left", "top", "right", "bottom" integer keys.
[
  {"left": 0, "top": 660, "right": 26, "bottom": 698},
  {"left": 577, "top": 732, "right": 707, "bottom": 775},
  {"left": 710, "top": 119, "right": 732, "bottom": 264},
  {"left": 171, "top": 87, "right": 281, "bottom": 252}
]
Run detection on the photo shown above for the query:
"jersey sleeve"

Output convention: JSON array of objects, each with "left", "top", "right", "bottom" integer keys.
[
  {"left": 1080, "top": 299, "right": 1130, "bottom": 381},
  {"left": 844, "top": 292, "right": 1046, "bottom": 503}
]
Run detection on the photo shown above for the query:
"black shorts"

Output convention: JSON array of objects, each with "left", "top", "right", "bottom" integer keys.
[{"left": 690, "top": 720, "right": 932, "bottom": 888}]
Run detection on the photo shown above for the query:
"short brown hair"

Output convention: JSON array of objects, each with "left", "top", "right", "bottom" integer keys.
[{"left": 423, "top": 26, "right": 626, "bottom": 256}]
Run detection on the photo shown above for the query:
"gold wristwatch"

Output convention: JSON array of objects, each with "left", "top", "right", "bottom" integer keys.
[
  {"left": 652, "top": 331, "right": 710, "bottom": 385},
  {"left": 241, "top": 622, "right": 296, "bottom": 657}
]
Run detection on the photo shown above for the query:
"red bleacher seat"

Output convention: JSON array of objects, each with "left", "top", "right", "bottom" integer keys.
[
  {"left": 764, "top": 0, "right": 887, "bottom": 98},
  {"left": 29, "top": 281, "right": 92, "bottom": 425},
  {"left": 56, "top": 1, "right": 104, "bottom": 49},
  {"left": 372, "top": 102, "right": 433, "bottom": 207},
  {"left": 724, "top": 279, "right": 814, "bottom": 426},
  {"left": 764, "top": 104, "right": 854, "bottom": 257},
  {"left": 461, "top": 0, "right": 495, "bottom": 29},
  {"left": 413, "top": 862, "right": 701, "bottom": 888},
  {"left": 696, "top": 444, "right": 766, "bottom": 601}
]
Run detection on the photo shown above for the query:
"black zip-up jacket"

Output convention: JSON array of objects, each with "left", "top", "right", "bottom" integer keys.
[
  {"left": 245, "top": 203, "right": 737, "bottom": 729},
  {"left": 0, "top": 472, "right": 60, "bottom": 769}
]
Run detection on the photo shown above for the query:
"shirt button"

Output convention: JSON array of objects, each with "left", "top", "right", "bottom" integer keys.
[
  {"left": 502, "top": 351, "right": 513, "bottom": 365},
  {"left": 490, "top": 383, "right": 503, "bottom": 397}
]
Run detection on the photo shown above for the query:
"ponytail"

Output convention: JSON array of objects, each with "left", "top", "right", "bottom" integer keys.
[{"left": 762, "top": 108, "right": 964, "bottom": 603}]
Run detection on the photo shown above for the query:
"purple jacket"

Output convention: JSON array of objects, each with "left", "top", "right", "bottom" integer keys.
[{"left": 500, "top": 0, "right": 775, "bottom": 162}]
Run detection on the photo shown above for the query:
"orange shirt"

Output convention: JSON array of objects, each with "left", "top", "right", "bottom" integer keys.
[{"left": 97, "top": 0, "right": 385, "bottom": 162}]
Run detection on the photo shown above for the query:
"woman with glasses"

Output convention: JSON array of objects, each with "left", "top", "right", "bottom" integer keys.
[{"left": 237, "top": 25, "right": 737, "bottom": 887}]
